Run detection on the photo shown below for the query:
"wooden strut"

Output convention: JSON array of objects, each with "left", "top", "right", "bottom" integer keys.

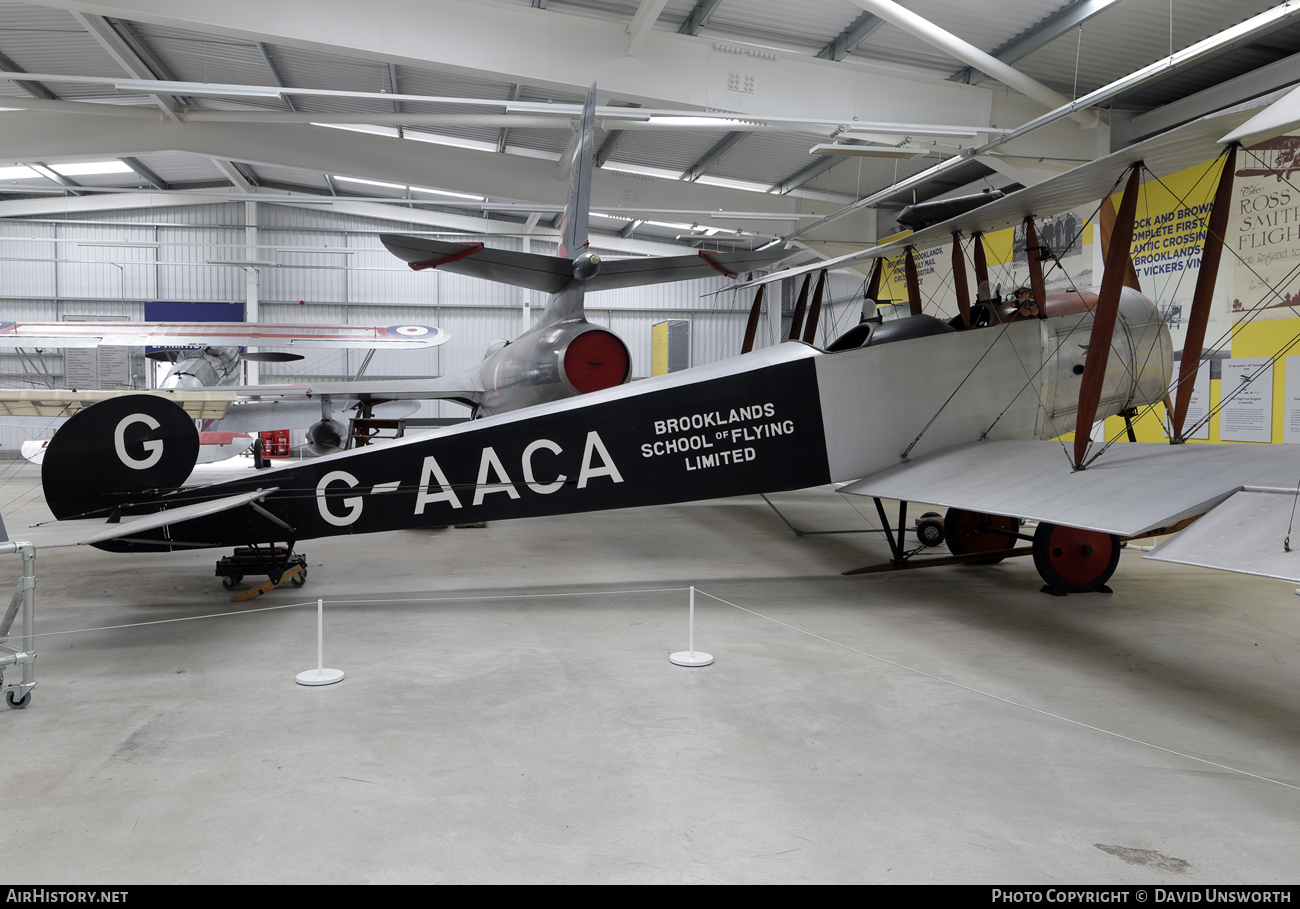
[
  {"left": 1074, "top": 164, "right": 1144, "bottom": 469},
  {"left": 788, "top": 273, "right": 811, "bottom": 341},
  {"left": 740, "top": 284, "right": 764, "bottom": 354},
  {"left": 1098, "top": 196, "right": 1142, "bottom": 292},
  {"left": 951, "top": 231, "right": 971, "bottom": 327},
  {"left": 904, "top": 247, "right": 922, "bottom": 316},
  {"left": 1024, "top": 216, "right": 1046, "bottom": 315},
  {"left": 972, "top": 232, "right": 991, "bottom": 300},
  {"left": 802, "top": 269, "right": 828, "bottom": 344},
  {"left": 1172, "top": 144, "right": 1237, "bottom": 442},
  {"left": 865, "top": 257, "right": 884, "bottom": 303}
]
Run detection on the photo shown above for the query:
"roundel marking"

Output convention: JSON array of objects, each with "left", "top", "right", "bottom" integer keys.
[
  {"left": 114, "top": 413, "right": 164, "bottom": 470},
  {"left": 387, "top": 325, "right": 432, "bottom": 337}
]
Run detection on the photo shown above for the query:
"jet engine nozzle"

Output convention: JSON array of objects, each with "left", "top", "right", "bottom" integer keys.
[
  {"left": 572, "top": 252, "right": 602, "bottom": 281},
  {"left": 306, "top": 418, "right": 347, "bottom": 457}
]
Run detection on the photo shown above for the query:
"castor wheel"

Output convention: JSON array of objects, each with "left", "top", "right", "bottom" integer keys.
[
  {"left": 916, "top": 511, "right": 945, "bottom": 547},
  {"left": 221, "top": 574, "right": 242, "bottom": 589},
  {"left": 6, "top": 689, "right": 30, "bottom": 709},
  {"left": 290, "top": 567, "right": 307, "bottom": 587}
]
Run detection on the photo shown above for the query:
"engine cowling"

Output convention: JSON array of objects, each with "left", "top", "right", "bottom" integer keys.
[
  {"left": 1036, "top": 287, "right": 1173, "bottom": 439},
  {"left": 306, "top": 418, "right": 347, "bottom": 456},
  {"left": 477, "top": 320, "right": 630, "bottom": 416}
]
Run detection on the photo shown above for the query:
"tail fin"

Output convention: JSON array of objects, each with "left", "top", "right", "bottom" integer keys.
[
  {"left": 41, "top": 395, "right": 200, "bottom": 520},
  {"left": 556, "top": 83, "right": 596, "bottom": 259}
]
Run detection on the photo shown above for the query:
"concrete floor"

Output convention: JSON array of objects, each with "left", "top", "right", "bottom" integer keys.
[{"left": 0, "top": 458, "right": 1296, "bottom": 883}]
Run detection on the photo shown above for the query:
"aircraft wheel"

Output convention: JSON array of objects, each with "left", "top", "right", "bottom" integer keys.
[
  {"left": 1032, "top": 522, "right": 1122, "bottom": 593},
  {"left": 943, "top": 508, "right": 1017, "bottom": 563},
  {"left": 221, "top": 574, "right": 242, "bottom": 590},
  {"left": 6, "top": 689, "right": 30, "bottom": 709},
  {"left": 290, "top": 567, "right": 307, "bottom": 588},
  {"left": 916, "top": 512, "right": 945, "bottom": 547}
]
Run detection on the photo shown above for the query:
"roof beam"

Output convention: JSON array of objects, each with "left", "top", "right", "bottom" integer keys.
[
  {"left": 627, "top": 0, "right": 671, "bottom": 56},
  {"left": 69, "top": 11, "right": 180, "bottom": 120},
  {"left": 816, "top": 11, "right": 886, "bottom": 62},
  {"left": 256, "top": 41, "right": 298, "bottom": 112},
  {"left": 209, "top": 158, "right": 258, "bottom": 193},
  {"left": 25, "top": 0, "right": 989, "bottom": 130},
  {"left": 769, "top": 156, "right": 844, "bottom": 195},
  {"left": 678, "top": 0, "right": 724, "bottom": 36},
  {"left": 848, "top": 0, "right": 1095, "bottom": 126},
  {"left": 596, "top": 102, "right": 641, "bottom": 167},
  {"left": 0, "top": 111, "right": 806, "bottom": 233},
  {"left": 497, "top": 83, "right": 524, "bottom": 153},
  {"left": 0, "top": 50, "right": 57, "bottom": 100},
  {"left": 948, "top": 0, "right": 1118, "bottom": 85},
  {"left": 682, "top": 131, "right": 748, "bottom": 181},
  {"left": 118, "top": 156, "right": 170, "bottom": 190}
]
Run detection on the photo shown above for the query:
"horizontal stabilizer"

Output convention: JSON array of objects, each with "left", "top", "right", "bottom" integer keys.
[
  {"left": 14, "top": 488, "right": 280, "bottom": 549},
  {"left": 1144, "top": 490, "right": 1300, "bottom": 584},
  {"left": 381, "top": 235, "right": 574, "bottom": 293},
  {"left": 585, "top": 247, "right": 796, "bottom": 291},
  {"left": 382, "top": 234, "right": 799, "bottom": 294},
  {"left": 840, "top": 440, "right": 1300, "bottom": 538}
]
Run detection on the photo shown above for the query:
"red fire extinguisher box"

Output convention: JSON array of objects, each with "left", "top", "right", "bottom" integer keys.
[{"left": 260, "top": 430, "right": 291, "bottom": 458}]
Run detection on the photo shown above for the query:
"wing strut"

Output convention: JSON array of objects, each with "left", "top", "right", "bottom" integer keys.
[
  {"left": 1074, "top": 164, "right": 1143, "bottom": 469},
  {"left": 1024, "top": 216, "right": 1046, "bottom": 316},
  {"left": 1098, "top": 196, "right": 1141, "bottom": 292},
  {"left": 802, "top": 270, "right": 828, "bottom": 344},
  {"left": 741, "top": 284, "right": 765, "bottom": 354},
  {"left": 904, "top": 247, "right": 922, "bottom": 316},
  {"left": 951, "top": 232, "right": 971, "bottom": 327},
  {"left": 972, "top": 232, "right": 991, "bottom": 300},
  {"left": 1172, "top": 144, "right": 1238, "bottom": 442},
  {"left": 788, "top": 273, "right": 811, "bottom": 341},
  {"left": 865, "top": 257, "right": 883, "bottom": 302}
]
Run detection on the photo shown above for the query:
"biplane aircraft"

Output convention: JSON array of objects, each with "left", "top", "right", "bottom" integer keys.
[
  {"left": 10, "top": 84, "right": 1300, "bottom": 617},
  {"left": 0, "top": 320, "right": 449, "bottom": 462}
]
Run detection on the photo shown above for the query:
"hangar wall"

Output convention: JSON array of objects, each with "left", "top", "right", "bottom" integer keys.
[{"left": 0, "top": 201, "right": 864, "bottom": 453}]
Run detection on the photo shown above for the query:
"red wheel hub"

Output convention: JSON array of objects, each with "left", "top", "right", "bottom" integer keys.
[{"left": 1044, "top": 525, "right": 1115, "bottom": 585}]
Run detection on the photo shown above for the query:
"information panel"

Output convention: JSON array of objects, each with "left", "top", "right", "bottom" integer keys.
[{"left": 1221, "top": 357, "right": 1274, "bottom": 442}]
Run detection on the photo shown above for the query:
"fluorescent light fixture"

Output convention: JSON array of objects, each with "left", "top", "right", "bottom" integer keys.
[
  {"left": 676, "top": 235, "right": 749, "bottom": 242},
  {"left": 809, "top": 144, "right": 927, "bottom": 158},
  {"left": 312, "top": 123, "right": 401, "bottom": 139},
  {"left": 401, "top": 130, "right": 497, "bottom": 153},
  {"left": 276, "top": 247, "right": 355, "bottom": 254},
  {"left": 642, "top": 219, "right": 696, "bottom": 230},
  {"left": 709, "top": 212, "right": 805, "bottom": 220},
  {"left": 842, "top": 125, "right": 978, "bottom": 139},
  {"left": 0, "top": 165, "right": 40, "bottom": 180},
  {"left": 694, "top": 174, "right": 772, "bottom": 193},
  {"left": 77, "top": 241, "right": 160, "bottom": 248},
  {"left": 333, "top": 175, "right": 406, "bottom": 192},
  {"left": 590, "top": 212, "right": 633, "bottom": 222},
  {"left": 646, "top": 116, "right": 759, "bottom": 128},
  {"left": 410, "top": 185, "right": 484, "bottom": 201},
  {"left": 51, "top": 161, "right": 136, "bottom": 176},
  {"left": 206, "top": 259, "right": 276, "bottom": 267},
  {"left": 115, "top": 80, "right": 281, "bottom": 99},
  {"left": 599, "top": 161, "right": 684, "bottom": 180}
]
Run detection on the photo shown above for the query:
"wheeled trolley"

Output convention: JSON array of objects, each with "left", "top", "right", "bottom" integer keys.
[{"left": 216, "top": 547, "right": 308, "bottom": 590}]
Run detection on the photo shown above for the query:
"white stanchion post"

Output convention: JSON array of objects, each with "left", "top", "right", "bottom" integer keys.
[
  {"left": 670, "top": 586, "right": 713, "bottom": 667},
  {"left": 296, "top": 598, "right": 345, "bottom": 685}
]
